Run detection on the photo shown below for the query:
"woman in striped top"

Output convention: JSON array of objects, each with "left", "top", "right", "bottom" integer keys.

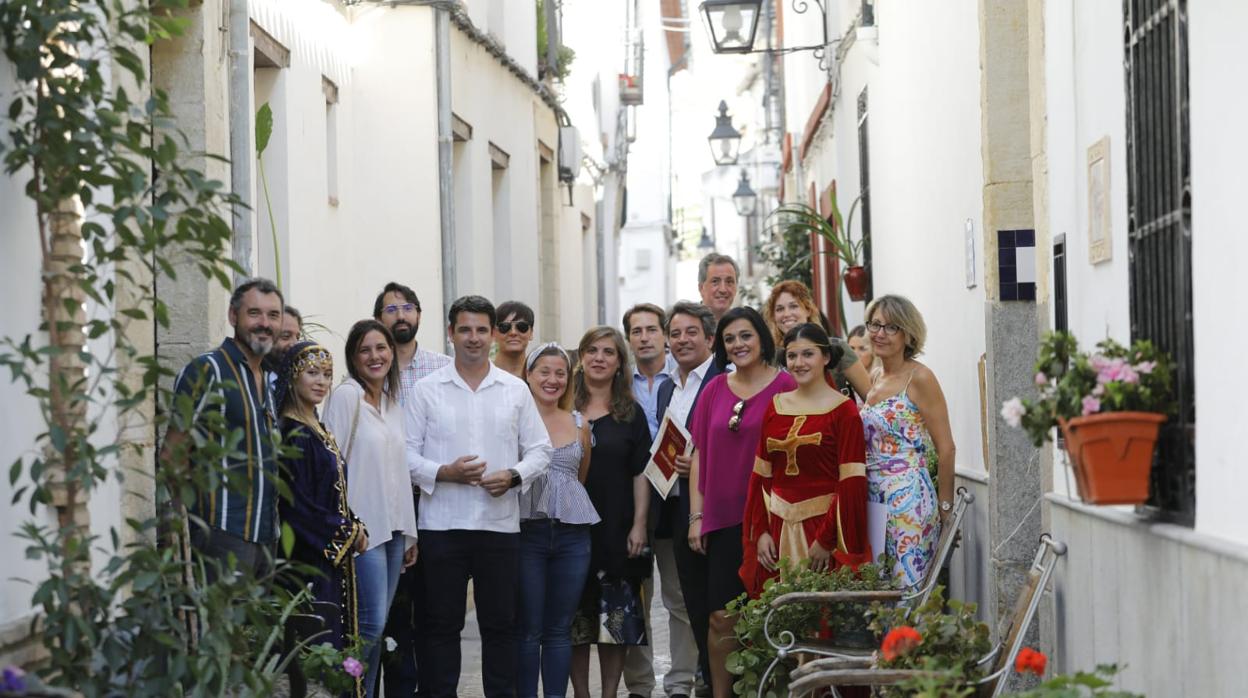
[{"left": 517, "top": 343, "right": 599, "bottom": 698}]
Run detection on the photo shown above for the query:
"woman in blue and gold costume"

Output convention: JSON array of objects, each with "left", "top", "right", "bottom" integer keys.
[{"left": 275, "top": 340, "right": 369, "bottom": 686}]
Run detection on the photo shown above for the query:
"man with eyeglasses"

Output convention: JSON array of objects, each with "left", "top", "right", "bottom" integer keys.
[
  {"left": 493, "top": 300, "right": 535, "bottom": 378},
  {"left": 372, "top": 281, "right": 450, "bottom": 698}
]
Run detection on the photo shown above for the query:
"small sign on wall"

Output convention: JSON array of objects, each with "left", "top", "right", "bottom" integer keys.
[{"left": 1087, "top": 136, "right": 1112, "bottom": 265}]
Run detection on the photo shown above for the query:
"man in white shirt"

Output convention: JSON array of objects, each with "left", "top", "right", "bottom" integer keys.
[
  {"left": 405, "top": 295, "right": 553, "bottom": 698},
  {"left": 653, "top": 301, "right": 720, "bottom": 697},
  {"left": 373, "top": 280, "right": 451, "bottom": 698}
]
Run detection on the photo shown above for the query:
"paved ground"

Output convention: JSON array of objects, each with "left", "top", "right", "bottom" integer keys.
[{"left": 457, "top": 566, "right": 676, "bottom": 698}]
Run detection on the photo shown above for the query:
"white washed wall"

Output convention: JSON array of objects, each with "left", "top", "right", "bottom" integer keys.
[
  {"left": 800, "top": 0, "right": 987, "bottom": 471},
  {"left": 1188, "top": 0, "right": 1248, "bottom": 544}
]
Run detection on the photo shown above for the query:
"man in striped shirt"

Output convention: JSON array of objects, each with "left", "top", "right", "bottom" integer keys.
[
  {"left": 165, "top": 278, "right": 284, "bottom": 581},
  {"left": 374, "top": 281, "right": 450, "bottom": 697}
]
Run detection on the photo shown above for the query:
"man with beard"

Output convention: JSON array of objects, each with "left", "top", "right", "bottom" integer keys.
[
  {"left": 372, "top": 281, "right": 450, "bottom": 697},
  {"left": 165, "top": 278, "right": 284, "bottom": 580},
  {"left": 264, "top": 305, "right": 303, "bottom": 392}
]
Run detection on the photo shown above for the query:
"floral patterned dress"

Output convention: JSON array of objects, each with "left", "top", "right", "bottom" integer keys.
[{"left": 860, "top": 373, "right": 939, "bottom": 589}]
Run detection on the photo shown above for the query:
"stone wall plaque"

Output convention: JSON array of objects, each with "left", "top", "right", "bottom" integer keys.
[{"left": 1087, "top": 136, "right": 1112, "bottom": 265}]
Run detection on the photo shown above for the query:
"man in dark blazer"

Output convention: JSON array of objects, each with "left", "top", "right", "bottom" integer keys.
[{"left": 653, "top": 300, "right": 722, "bottom": 694}]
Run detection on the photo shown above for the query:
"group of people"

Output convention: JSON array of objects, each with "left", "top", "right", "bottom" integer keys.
[{"left": 165, "top": 252, "right": 956, "bottom": 698}]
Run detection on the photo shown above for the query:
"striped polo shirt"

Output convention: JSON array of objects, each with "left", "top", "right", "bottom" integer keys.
[{"left": 173, "top": 339, "right": 279, "bottom": 543}]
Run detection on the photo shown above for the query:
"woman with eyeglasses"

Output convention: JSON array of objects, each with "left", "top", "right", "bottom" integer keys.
[
  {"left": 763, "top": 280, "right": 872, "bottom": 399},
  {"left": 741, "top": 322, "right": 871, "bottom": 597},
  {"left": 685, "top": 306, "right": 796, "bottom": 698},
  {"left": 860, "top": 295, "right": 954, "bottom": 589},
  {"left": 517, "top": 342, "right": 598, "bottom": 698},
  {"left": 493, "top": 300, "right": 535, "bottom": 378}
]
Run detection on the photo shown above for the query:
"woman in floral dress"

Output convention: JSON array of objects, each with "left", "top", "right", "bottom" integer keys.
[{"left": 860, "top": 296, "right": 956, "bottom": 589}]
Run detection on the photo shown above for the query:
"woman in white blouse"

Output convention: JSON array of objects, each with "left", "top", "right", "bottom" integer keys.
[{"left": 323, "top": 319, "right": 419, "bottom": 698}]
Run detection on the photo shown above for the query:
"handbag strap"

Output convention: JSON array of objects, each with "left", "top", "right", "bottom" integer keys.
[{"left": 343, "top": 390, "right": 362, "bottom": 464}]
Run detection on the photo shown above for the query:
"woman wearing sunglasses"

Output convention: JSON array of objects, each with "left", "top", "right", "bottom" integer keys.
[
  {"left": 493, "top": 300, "right": 535, "bottom": 378},
  {"left": 741, "top": 322, "right": 871, "bottom": 595},
  {"left": 685, "top": 306, "right": 795, "bottom": 698}
]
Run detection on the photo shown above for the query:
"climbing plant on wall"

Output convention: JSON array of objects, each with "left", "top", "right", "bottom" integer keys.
[{"left": 0, "top": 1, "right": 296, "bottom": 694}]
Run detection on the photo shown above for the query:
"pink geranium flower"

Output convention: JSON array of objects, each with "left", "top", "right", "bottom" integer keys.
[
  {"left": 1135, "top": 360, "right": 1156, "bottom": 374},
  {"left": 342, "top": 657, "right": 364, "bottom": 678},
  {"left": 1035, "top": 372, "right": 1047, "bottom": 386},
  {"left": 1081, "top": 395, "right": 1101, "bottom": 416}
]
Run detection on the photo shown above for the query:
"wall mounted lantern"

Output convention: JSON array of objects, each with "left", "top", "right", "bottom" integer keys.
[
  {"left": 732, "top": 170, "right": 758, "bottom": 217},
  {"left": 699, "top": 0, "right": 762, "bottom": 54},
  {"left": 697, "top": 226, "right": 717, "bottom": 256},
  {"left": 707, "top": 100, "right": 742, "bottom": 166},
  {"left": 699, "top": 0, "right": 832, "bottom": 68}
]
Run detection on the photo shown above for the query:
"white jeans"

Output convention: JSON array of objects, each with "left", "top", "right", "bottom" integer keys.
[{"left": 623, "top": 538, "right": 697, "bottom": 696}]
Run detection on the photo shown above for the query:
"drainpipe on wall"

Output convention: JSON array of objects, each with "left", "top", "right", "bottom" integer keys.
[
  {"left": 435, "top": 6, "right": 457, "bottom": 351},
  {"left": 228, "top": 0, "right": 253, "bottom": 280}
]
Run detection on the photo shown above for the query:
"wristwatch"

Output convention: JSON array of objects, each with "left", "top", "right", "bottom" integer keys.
[
  {"left": 508, "top": 468, "right": 522, "bottom": 489},
  {"left": 939, "top": 500, "right": 953, "bottom": 513}
]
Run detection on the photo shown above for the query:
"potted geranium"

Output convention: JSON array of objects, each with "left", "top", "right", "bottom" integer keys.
[{"left": 1000, "top": 332, "right": 1174, "bottom": 505}]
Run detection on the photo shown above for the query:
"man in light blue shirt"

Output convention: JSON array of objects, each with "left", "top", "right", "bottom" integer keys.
[
  {"left": 622, "top": 302, "right": 696, "bottom": 698},
  {"left": 626, "top": 303, "right": 678, "bottom": 437}
]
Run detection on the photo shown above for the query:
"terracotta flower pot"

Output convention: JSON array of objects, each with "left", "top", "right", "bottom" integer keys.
[
  {"left": 1058, "top": 411, "right": 1166, "bottom": 505},
  {"left": 843, "top": 265, "right": 870, "bottom": 301}
]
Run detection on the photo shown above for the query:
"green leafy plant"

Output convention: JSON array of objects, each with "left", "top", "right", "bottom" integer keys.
[
  {"left": 536, "top": 0, "right": 575, "bottom": 82},
  {"left": 1012, "top": 664, "right": 1143, "bottom": 697},
  {"left": 869, "top": 586, "right": 992, "bottom": 697},
  {"left": 300, "top": 635, "right": 364, "bottom": 695},
  {"left": 726, "top": 559, "right": 893, "bottom": 697},
  {"left": 1000, "top": 332, "right": 1175, "bottom": 447},
  {"left": 255, "top": 102, "right": 283, "bottom": 289},
  {"left": 0, "top": 1, "right": 300, "bottom": 694}
]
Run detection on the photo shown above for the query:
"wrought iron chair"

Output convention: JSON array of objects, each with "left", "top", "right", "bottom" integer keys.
[
  {"left": 788, "top": 534, "right": 1068, "bottom": 698},
  {"left": 753, "top": 487, "right": 976, "bottom": 697}
]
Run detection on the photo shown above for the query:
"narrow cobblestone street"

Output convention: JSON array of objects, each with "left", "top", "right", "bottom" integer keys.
[{"left": 455, "top": 567, "right": 675, "bottom": 698}]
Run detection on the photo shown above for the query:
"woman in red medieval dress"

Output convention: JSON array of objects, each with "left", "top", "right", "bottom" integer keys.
[{"left": 741, "top": 322, "right": 871, "bottom": 596}]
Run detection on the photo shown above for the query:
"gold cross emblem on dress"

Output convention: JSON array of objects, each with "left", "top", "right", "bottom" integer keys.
[{"left": 767, "top": 415, "right": 823, "bottom": 476}]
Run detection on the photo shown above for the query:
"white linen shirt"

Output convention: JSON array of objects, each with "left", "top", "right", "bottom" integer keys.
[
  {"left": 322, "top": 379, "right": 419, "bottom": 551},
  {"left": 405, "top": 362, "right": 553, "bottom": 532},
  {"left": 668, "top": 354, "right": 716, "bottom": 427}
]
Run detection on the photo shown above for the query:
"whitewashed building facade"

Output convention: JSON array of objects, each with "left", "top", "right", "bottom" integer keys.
[{"left": 777, "top": 0, "right": 1247, "bottom": 694}]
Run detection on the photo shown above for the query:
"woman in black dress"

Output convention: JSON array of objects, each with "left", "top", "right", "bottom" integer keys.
[
  {"left": 568, "top": 327, "right": 652, "bottom": 698},
  {"left": 275, "top": 341, "right": 369, "bottom": 696}
]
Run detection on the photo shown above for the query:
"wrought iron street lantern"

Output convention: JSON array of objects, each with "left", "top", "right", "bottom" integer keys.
[
  {"left": 699, "top": 0, "right": 762, "bottom": 54},
  {"left": 732, "top": 170, "right": 758, "bottom": 217},
  {"left": 697, "top": 226, "right": 716, "bottom": 256},
  {"left": 707, "top": 101, "right": 742, "bottom": 166},
  {"left": 699, "top": 0, "right": 833, "bottom": 69}
]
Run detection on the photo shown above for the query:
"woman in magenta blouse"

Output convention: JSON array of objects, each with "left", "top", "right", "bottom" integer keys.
[{"left": 686, "top": 306, "right": 796, "bottom": 698}]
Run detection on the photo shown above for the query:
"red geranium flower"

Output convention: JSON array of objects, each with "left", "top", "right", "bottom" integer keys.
[
  {"left": 880, "top": 626, "right": 922, "bottom": 661},
  {"left": 1015, "top": 647, "right": 1047, "bottom": 676}
]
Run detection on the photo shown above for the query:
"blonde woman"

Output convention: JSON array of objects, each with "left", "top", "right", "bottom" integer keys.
[{"left": 859, "top": 295, "right": 955, "bottom": 589}]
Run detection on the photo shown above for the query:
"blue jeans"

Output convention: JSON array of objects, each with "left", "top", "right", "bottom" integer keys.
[
  {"left": 517, "top": 520, "right": 591, "bottom": 698},
  {"left": 356, "top": 535, "right": 406, "bottom": 698}
]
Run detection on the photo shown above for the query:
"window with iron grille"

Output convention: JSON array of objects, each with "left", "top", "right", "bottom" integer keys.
[{"left": 1123, "top": 0, "right": 1195, "bottom": 522}]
